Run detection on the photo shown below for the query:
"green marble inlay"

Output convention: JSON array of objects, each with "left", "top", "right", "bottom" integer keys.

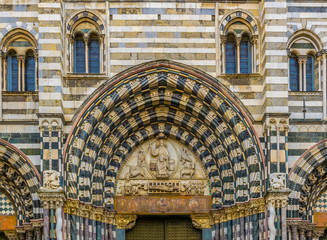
[
  {"left": 9, "top": 41, "right": 32, "bottom": 47},
  {"left": 291, "top": 42, "right": 315, "bottom": 49}
]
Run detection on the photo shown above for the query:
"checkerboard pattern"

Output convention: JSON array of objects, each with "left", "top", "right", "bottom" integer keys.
[
  {"left": 64, "top": 61, "right": 265, "bottom": 209},
  {"left": 314, "top": 192, "right": 327, "bottom": 212},
  {"left": 0, "top": 192, "right": 15, "bottom": 215}
]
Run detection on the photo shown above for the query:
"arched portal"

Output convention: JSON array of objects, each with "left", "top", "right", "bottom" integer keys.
[
  {"left": 63, "top": 60, "right": 265, "bottom": 239},
  {"left": 288, "top": 139, "right": 327, "bottom": 237},
  {"left": 0, "top": 139, "right": 42, "bottom": 239}
]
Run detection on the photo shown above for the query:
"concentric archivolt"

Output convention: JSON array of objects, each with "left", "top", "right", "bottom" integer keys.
[
  {"left": 64, "top": 60, "right": 264, "bottom": 210},
  {"left": 0, "top": 140, "right": 42, "bottom": 226}
]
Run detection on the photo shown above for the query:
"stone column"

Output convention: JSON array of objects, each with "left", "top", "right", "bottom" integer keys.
[
  {"left": 221, "top": 35, "right": 227, "bottom": 74},
  {"left": 318, "top": 56, "right": 322, "bottom": 91},
  {"left": 38, "top": 170, "right": 66, "bottom": 240},
  {"left": 303, "top": 59, "right": 307, "bottom": 91},
  {"left": 298, "top": 58, "right": 303, "bottom": 91},
  {"left": 99, "top": 34, "right": 104, "bottom": 73},
  {"left": 17, "top": 55, "right": 25, "bottom": 91},
  {"left": 30, "top": 219, "right": 43, "bottom": 240},
  {"left": 3, "top": 53, "right": 6, "bottom": 91},
  {"left": 69, "top": 36, "right": 74, "bottom": 73},
  {"left": 34, "top": 50, "right": 38, "bottom": 91},
  {"left": 264, "top": 173, "right": 291, "bottom": 240},
  {"left": 251, "top": 36, "right": 258, "bottom": 73},
  {"left": 84, "top": 35, "right": 89, "bottom": 73},
  {"left": 116, "top": 214, "right": 137, "bottom": 240},
  {"left": 236, "top": 37, "right": 241, "bottom": 74}
]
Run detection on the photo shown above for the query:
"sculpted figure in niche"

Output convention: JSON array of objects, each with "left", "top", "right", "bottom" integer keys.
[
  {"left": 126, "top": 148, "right": 146, "bottom": 181},
  {"left": 151, "top": 133, "right": 172, "bottom": 178},
  {"left": 180, "top": 147, "right": 195, "bottom": 179}
]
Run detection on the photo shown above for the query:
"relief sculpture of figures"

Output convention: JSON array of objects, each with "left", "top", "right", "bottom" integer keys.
[
  {"left": 126, "top": 148, "right": 146, "bottom": 180},
  {"left": 151, "top": 133, "right": 173, "bottom": 178},
  {"left": 43, "top": 170, "right": 61, "bottom": 189},
  {"left": 180, "top": 147, "right": 195, "bottom": 179}
]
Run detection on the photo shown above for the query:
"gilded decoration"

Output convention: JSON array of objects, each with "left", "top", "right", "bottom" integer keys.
[
  {"left": 63, "top": 199, "right": 115, "bottom": 224},
  {"left": 191, "top": 214, "right": 212, "bottom": 229},
  {"left": 116, "top": 214, "right": 137, "bottom": 229},
  {"left": 211, "top": 198, "right": 265, "bottom": 223}
]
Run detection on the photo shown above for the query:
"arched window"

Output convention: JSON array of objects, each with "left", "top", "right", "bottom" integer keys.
[
  {"left": 7, "top": 50, "right": 19, "bottom": 91},
  {"left": 220, "top": 11, "right": 258, "bottom": 75},
  {"left": 88, "top": 33, "right": 100, "bottom": 73},
  {"left": 25, "top": 50, "right": 35, "bottom": 91},
  {"left": 67, "top": 12, "right": 105, "bottom": 74},
  {"left": 1, "top": 29, "right": 38, "bottom": 92},
  {"left": 225, "top": 35, "right": 237, "bottom": 74},
  {"left": 74, "top": 34, "right": 86, "bottom": 73},
  {"left": 306, "top": 55, "right": 314, "bottom": 91},
  {"left": 240, "top": 35, "right": 252, "bottom": 74},
  {"left": 289, "top": 55, "right": 299, "bottom": 91}
]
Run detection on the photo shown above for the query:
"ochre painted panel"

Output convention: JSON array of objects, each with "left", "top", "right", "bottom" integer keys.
[
  {"left": 0, "top": 215, "right": 16, "bottom": 230},
  {"left": 314, "top": 212, "right": 327, "bottom": 227},
  {"left": 115, "top": 196, "right": 211, "bottom": 214}
]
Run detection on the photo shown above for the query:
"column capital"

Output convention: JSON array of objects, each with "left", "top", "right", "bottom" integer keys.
[
  {"left": 16, "top": 54, "right": 25, "bottom": 61},
  {"left": 220, "top": 35, "right": 227, "bottom": 45},
  {"left": 191, "top": 214, "right": 212, "bottom": 229},
  {"left": 38, "top": 187, "right": 66, "bottom": 209},
  {"left": 116, "top": 214, "right": 137, "bottom": 230}
]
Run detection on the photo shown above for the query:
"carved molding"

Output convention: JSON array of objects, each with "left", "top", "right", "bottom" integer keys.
[
  {"left": 191, "top": 214, "right": 212, "bottom": 229},
  {"left": 211, "top": 198, "right": 265, "bottom": 223},
  {"left": 116, "top": 214, "right": 137, "bottom": 230}
]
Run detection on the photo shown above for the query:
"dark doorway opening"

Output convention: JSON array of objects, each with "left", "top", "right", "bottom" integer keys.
[{"left": 126, "top": 215, "right": 201, "bottom": 240}]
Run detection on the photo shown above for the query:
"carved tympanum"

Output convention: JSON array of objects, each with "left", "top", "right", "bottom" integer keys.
[{"left": 116, "top": 136, "right": 209, "bottom": 196}]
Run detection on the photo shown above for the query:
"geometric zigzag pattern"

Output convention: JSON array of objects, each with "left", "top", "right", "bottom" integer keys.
[{"left": 64, "top": 61, "right": 265, "bottom": 209}]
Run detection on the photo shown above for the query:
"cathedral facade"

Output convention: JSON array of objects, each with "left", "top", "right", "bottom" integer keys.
[{"left": 0, "top": 0, "right": 327, "bottom": 239}]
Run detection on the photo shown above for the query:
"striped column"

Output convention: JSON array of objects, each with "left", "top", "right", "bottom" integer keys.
[{"left": 38, "top": 0, "right": 64, "bottom": 174}]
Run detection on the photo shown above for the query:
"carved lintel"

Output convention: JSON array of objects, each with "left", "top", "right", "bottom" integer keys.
[
  {"left": 191, "top": 214, "right": 212, "bottom": 229},
  {"left": 116, "top": 214, "right": 137, "bottom": 230}
]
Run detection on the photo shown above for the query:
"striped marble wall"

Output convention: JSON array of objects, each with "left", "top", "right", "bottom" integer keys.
[{"left": 0, "top": 0, "right": 325, "bottom": 180}]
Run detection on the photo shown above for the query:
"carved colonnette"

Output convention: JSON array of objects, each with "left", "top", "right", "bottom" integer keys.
[
  {"left": 64, "top": 199, "right": 115, "bottom": 240},
  {"left": 211, "top": 198, "right": 265, "bottom": 240}
]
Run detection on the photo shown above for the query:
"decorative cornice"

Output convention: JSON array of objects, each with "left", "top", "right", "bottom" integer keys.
[{"left": 211, "top": 198, "right": 265, "bottom": 223}]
